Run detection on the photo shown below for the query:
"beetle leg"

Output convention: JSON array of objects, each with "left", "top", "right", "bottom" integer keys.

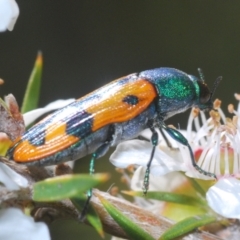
[
  {"left": 80, "top": 141, "right": 110, "bottom": 220},
  {"left": 159, "top": 127, "right": 173, "bottom": 149},
  {"left": 160, "top": 123, "right": 217, "bottom": 179},
  {"left": 143, "top": 121, "right": 159, "bottom": 195}
]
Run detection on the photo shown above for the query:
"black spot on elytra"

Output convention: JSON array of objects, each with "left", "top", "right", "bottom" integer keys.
[
  {"left": 32, "top": 137, "right": 45, "bottom": 146},
  {"left": 20, "top": 110, "right": 93, "bottom": 148},
  {"left": 25, "top": 126, "right": 46, "bottom": 146},
  {"left": 123, "top": 95, "right": 139, "bottom": 105},
  {"left": 66, "top": 110, "right": 93, "bottom": 139}
]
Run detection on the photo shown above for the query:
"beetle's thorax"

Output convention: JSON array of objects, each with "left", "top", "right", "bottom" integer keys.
[{"left": 139, "top": 68, "right": 199, "bottom": 120}]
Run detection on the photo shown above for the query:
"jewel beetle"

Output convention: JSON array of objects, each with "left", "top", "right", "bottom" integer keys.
[{"left": 7, "top": 67, "right": 221, "bottom": 200}]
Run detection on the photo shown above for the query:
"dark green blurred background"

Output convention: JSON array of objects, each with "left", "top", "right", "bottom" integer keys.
[{"left": 1, "top": 1, "right": 239, "bottom": 239}]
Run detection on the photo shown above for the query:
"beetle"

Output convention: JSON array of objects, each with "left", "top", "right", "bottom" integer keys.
[{"left": 7, "top": 67, "right": 221, "bottom": 203}]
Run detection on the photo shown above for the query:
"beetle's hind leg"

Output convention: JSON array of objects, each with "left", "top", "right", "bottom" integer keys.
[
  {"left": 143, "top": 121, "right": 159, "bottom": 195},
  {"left": 79, "top": 141, "right": 111, "bottom": 220}
]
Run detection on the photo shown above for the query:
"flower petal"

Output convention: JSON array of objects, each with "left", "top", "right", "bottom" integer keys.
[
  {"left": 0, "top": 208, "right": 50, "bottom": 240},
  {"left": 206, "top": 178, "right": 240, "bottom": 219},
  {"left": 23, "top": 99, "right": 75, "bottom": 126},
  {"left": 0, "top": 0, "right": 19, "bottom": 32},
  {"left": 131, "top": 167, "right": 187, "bottom": 191},
  {"left": 110, "top": 139, "right": 185, "bottom": 175},
  {"left": 0, "top": 162, "right": 28, "bottom": 190}
]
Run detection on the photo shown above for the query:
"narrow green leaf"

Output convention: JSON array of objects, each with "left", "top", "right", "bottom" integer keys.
[
  {"left": 187, "top": 176, "right": 206, "bottom": 197},
  {"left": 159, "top": 215, "right": 217, "bottom": 240},
  {"left": 0, "top": 98, "right": 8, "bottom": 110},
  {"left": 21, "top": 51, "right": 43, "bottom": 113},
  {"left": 99, "top": 196, "right": 155, "bottom": 240},
  {"left": 33, "top": 173, "right": 110, "bottom": 201},
  {"left": 122, "top": 191, "right": 206, "bottom": 208},
  {"left": 72, "top": 198, "right": 104, "bottom": 238}
]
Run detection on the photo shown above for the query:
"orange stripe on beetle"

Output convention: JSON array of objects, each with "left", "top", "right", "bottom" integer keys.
[
  {"left": 12, "top": 122, "right": 79, "bottom": 162},
  {"left": 87, "top": 78, "right": 157, "bottom": 131}
]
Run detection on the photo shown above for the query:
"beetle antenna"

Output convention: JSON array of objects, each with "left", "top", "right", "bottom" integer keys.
[
  {"left": 197, "top": 68, "right": 205, "bottom": 82},
  {"left": 210, "top": 76, "right": 222, "bottom": 100}
]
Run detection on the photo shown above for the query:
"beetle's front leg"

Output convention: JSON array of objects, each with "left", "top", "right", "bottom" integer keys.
[
  {"left": 159, "top": 127, "right": 174, "bottom": 149},
  {"left": 160, "top": 123, "right": 217, "bottom": 179},
  {"left": 143, "top": 120, "right": 159, "bottom": 195}
]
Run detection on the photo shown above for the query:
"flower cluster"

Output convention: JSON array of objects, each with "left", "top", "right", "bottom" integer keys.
[{"left": 110, "top": 95, "right": 240, "bottom": 220}]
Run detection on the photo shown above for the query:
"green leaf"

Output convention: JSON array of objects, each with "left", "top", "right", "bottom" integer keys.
[
  {"left": 72, "top": 198, "right": 104, "bottom": 238},
  {"left": 159, "top": 214, "right": 217, "bottom": 240},
  {"left": 21, "top": 51, "right": 43, "bottom": 114},
  {"left": 122, "top": 191, "right": 206, "bottom": 208},
  {"left": 33, "top": 173, "right": 110, "bottom": 201},
  {"left": 0, "top": 98, "right": 8, "bottom": 111},
  {"left": 99, "top": 195, "right": 155, "bottom": 240},
  {"left": 187, "top": 177, "right": 206, "bottom": 197}
]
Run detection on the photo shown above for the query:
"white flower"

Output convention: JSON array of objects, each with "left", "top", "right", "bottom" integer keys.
[
  {"left": 0, "top": 0, "right": 19, "bottom": 32},
  {"left": 207, "top": 178, "right": 240, "bottom": 219},
  {"left": 110, "top": 128, "right": 209, "bottom": 180},
  {"left": 0, "top": 162, "right": 28, "bottom": 190},
  {"left": 110, "top": 94, "right": 240, "bottom": 219},
  {"left": 0, "top": 208, "right": 50, "bottom": 240},
  {"left": 110, "top": 138, "right": 186, "bottom": 176}
]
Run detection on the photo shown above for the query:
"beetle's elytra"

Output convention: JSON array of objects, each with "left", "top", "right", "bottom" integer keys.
[{"left": 7, "top": 67, "right": 221, "bottom": 195}]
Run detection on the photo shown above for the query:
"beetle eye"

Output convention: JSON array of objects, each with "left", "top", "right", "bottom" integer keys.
[{"left": 198, "top": 81, "right": 211, "bottom": 104}]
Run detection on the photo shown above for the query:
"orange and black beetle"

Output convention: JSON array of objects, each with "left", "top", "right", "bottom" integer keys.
[{"left": 7, "top": 67, "right": 221, "bottom": 194}]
